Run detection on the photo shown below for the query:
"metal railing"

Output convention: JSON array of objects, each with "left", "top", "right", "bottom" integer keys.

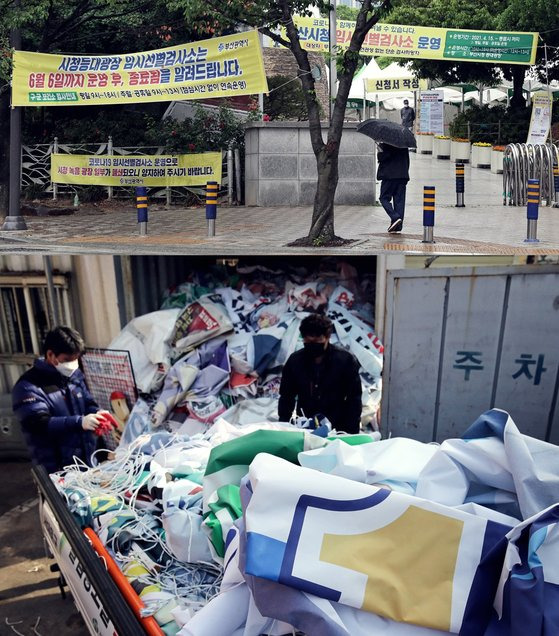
[
  {"left": 21, "top": 137, "right": 237, "bottom": 204},
  {"left": 503, "top": 143, "right": 559, "bottom": 206},
  {"left": 450, "top": 121, "right": 531, "bottom": 145}
]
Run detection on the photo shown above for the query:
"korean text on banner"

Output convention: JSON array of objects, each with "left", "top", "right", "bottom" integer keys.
[
  {"left": 51, "top": 153, "right": 222, "bottom": 187},
  {"left": 12, "top": 30, "right": 268, "bottom": 107},
  {"left": 266, "top": 16, "right": 537, "bottom": 65},
  {"left": 364, "top": 77, "right": 427, "bottom": 93},
  {"left": 527, "top": 91, "right": 553, "bottom": 145}
]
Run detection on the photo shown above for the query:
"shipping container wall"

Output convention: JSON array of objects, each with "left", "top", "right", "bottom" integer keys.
[{"left": 382, "top": 265, "right": 559, "bottom": 442}]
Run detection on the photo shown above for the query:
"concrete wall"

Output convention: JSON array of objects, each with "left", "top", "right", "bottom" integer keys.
[{"left": 244, "top": 122, "right": 376, "bottom": 206}]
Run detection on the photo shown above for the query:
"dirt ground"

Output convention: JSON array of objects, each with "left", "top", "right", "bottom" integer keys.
[{"left": 0, "top": 461, "right": 88, "bottom": 636}]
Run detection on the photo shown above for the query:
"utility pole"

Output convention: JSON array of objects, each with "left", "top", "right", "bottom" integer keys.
[{"left": 2, "top": 0, "right": 28, "bottom": 231}]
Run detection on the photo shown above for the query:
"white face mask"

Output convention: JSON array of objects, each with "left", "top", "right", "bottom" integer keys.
[{"left": 56, "top": 359, "right": 79, "bottom": 378}]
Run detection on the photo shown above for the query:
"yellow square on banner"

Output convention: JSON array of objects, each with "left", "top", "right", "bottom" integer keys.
[
  {"left": 321, "top": 505, "right": 463, "bottom": 632},
  {"left": 12, "top": 30, "right": 268, "bottom": 107}
]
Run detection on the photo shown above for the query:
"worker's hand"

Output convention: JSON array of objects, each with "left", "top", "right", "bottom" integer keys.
[{"left": 82, "top": 413, "right": 103, "bottom": 431}]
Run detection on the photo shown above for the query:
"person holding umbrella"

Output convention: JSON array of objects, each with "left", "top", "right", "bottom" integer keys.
[
  {"left": 377, "top": 142, "right": 410, "bottom": 232},
  {"left": 356, "top": 118, "right": 415, "bottom": 233}
]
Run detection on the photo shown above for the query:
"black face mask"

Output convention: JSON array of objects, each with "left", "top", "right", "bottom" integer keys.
[{"left": 303, "top": 342, "right": 327, "bottom": 357}]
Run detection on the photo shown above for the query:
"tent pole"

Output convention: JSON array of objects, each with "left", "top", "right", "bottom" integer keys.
[{"left": 544, "top": 42, "right": 553, "bottom": 144}]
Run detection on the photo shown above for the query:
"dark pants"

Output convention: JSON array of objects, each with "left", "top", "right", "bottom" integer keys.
[{"left": 379, "top": 179, "right": 408, "bottom": 224}]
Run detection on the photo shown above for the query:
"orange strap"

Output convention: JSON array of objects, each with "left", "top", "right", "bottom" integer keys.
[{"left": 83, "top": 527, "right": 164, "bottom": 635}]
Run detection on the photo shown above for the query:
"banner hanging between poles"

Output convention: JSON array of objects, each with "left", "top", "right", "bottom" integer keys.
[
  {"left": 266, "top": 17, "right": 538, "bottom": 65},
  {"left": 51, "top": 152, "right": 222, "bottom": 187},
  {"left": 12, "top": 30, "right": 268, "bottom": 107}
]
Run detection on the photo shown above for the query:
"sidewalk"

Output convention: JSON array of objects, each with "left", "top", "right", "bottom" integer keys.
[{"left": 1, "top": 153, "right": 558, "bottom": 255}]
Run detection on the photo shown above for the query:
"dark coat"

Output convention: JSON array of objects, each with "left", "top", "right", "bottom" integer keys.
[
  {"left": 12, "top": 359, "right": 99, "bottom": 473},
  {"left": 401, "top": 105, "right": 415, "bottom": 127},
  {"left": 377, "top": 144, "right": 410, "bottom": 181},
  {"left": 278, "top": 344, "right": 362, "bottom": 434}
]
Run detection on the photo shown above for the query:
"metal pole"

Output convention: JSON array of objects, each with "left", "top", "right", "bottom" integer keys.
[
  {"left": 258, "top": 31, "right": 264, "bottom": 118},
  {"left": 227, "top": 147, "right": 234, "bottom": 206},
  {"left": 422, "top": 186, "right": 436, "bottom": 243},
  {"left": 544, "top": 43, "right": 553, "bottom": 144},
  {"left": 107, "top": 135, "right": 113, "bottom": 200},
  {"left": 455, "top": 163, "right": 465, "bottom": 207},
  {"left": 205, "top": 181, "right": 218, "bottom": 237},
  {"left": 328, "top": 0, "right": 337, "bottom": 122},
  {"left": 52, "top": 137, "right": 58, "bottom": 201},
  {"left": 2, "top": 0, "right": 28, "bottom": 231},
  {"left": 43, "top": 255, "right": 60, "bottom": 325},
  {"left": 136, "top": 186, "right": 148, "bottom": 236},
  {"left": 234, "top": 147, "right": 242, "bottom": 205},
  {"left": 166, "top": 186, "right": 171, "bottom": 209},
  {"left": 524, "top": 179, "right": 539, "bottom": 243}
]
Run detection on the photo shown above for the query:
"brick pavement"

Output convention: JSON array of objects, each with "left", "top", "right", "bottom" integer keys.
[{"left": 1, "top": 153, "right": 558, "bottom": 255}]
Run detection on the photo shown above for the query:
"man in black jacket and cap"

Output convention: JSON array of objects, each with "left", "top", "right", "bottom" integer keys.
[
  {"left": 377, "top": 142, "right": 410, "bottom": 233},
  {"left": 278, "top": 314, "right": 362, "bottom": 434}
]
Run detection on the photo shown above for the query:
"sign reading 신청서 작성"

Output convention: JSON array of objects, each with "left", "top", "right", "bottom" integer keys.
[
  {"left": 12, "top": 30, "right": 268, "bottom": 107},
  {"left": 364, "top": 77, "right": 428, "bottom": 93},
  {"left": 266, "top": 16, "right": 537, "bottom": 65},
  {"left": 51, "top": 153, "right": 222, "bottom": 187}
]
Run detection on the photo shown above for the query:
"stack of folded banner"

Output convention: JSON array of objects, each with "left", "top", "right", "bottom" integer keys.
[{"left": 54, "top": 408, "right": 559, "bottom": 635}]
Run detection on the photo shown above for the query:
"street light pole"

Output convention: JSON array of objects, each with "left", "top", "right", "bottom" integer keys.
[
  {"left": 329, "top": 0, "right": 337, "bottom": 122},
  {"left": 2, "top": 0, "right": 28, "bottom": 231}
]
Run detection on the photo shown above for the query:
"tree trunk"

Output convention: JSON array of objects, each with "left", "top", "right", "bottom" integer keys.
[
  {"left": 510, "top": 66, "right": 526, "bottom": 109},
  {"left": 273, "top": 0, "right": 388, "bottom": 246},
  {"left": 307, "top": 146, "right": 339, "bottom": 243}
]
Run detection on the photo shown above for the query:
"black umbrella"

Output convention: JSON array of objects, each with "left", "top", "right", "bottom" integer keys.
[{"left": 356, "top": 118, "right": 417, "bottom": 148}]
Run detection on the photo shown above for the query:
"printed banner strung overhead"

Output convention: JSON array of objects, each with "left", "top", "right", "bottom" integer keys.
[
  {"left": 266, "top": 16, "right": 537, "bottom": 65},
  {"left": 364, "top": 77, "right": 428, "bottom": 93},
  {"left": 12, "top": 30, "right": 268, "bottom": 107},
  {"left": 51, "top": 153, "right": 222, "bottom": 187}
]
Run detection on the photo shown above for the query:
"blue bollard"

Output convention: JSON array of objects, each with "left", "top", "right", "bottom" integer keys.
[
  {"left": 205, "top": 181, "right": 218, "bottom": 237},
  {"left": 136, "top": 186, "right": 148, "bottom": 236},
  {"left": 524, "top": 179, "right": 539, "bottom": 243},
  {"left": 422, "top": 186, "right": 436, "bottom": 243},
  {"left": 553, "top": 166, "right": 559, "bottom": 208}
]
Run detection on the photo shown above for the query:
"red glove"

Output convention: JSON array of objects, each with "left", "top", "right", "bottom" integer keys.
[{"left": 93, "top": 412, "right": 120, "bottom": 437}]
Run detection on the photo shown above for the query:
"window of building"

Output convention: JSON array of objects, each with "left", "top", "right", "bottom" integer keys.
[{"left": 0, "top": 274, "right": 74, "bottom": 360}]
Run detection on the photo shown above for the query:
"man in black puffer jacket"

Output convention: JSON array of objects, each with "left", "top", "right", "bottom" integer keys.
[
  {"left": 278, "top": 314, "right": 362, "bottom": 434},
  {"left": 12, "top": 326, "right": 107, "bottom": 473}
]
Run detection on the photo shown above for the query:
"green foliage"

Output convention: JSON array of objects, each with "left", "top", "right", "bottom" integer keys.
[
  {"left": 0, "top": 36, "right": 12, "bottom": 84},
  {"left": 22, "top": 102, "right": 247, "bottom": 151},
  {"left": 144, "top": 104, "right": 246, "bottom": 152},
  {"left": 22, "top": 182, "right": 49, "bottom": 200},
  {"left": 387, "top": 0, "right": 502, "bottom": 89},
  {"left": 76, "top": 184, "right": 106, "bottom": 202},
  {"left": 264, "top": 75, "right": 309, "bottom": 121},
  {"left": 449, "top": 104, "right": 532, "bottom": 144},
  {"left": 334, "top": 5, "right": 360, "bottom": 21}
]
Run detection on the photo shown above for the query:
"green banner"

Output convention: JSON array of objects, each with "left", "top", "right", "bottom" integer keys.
[{"left": 444, "top": 31, "right": 537, "bottom": 64}]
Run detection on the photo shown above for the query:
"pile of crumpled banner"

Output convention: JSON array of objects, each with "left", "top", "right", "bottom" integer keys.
[
  {"left": 108, "top": 260, "right": 383, "bottom": 440},
  {"left": 54, "top": 408, "right": 559, "bottom": 635}
]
